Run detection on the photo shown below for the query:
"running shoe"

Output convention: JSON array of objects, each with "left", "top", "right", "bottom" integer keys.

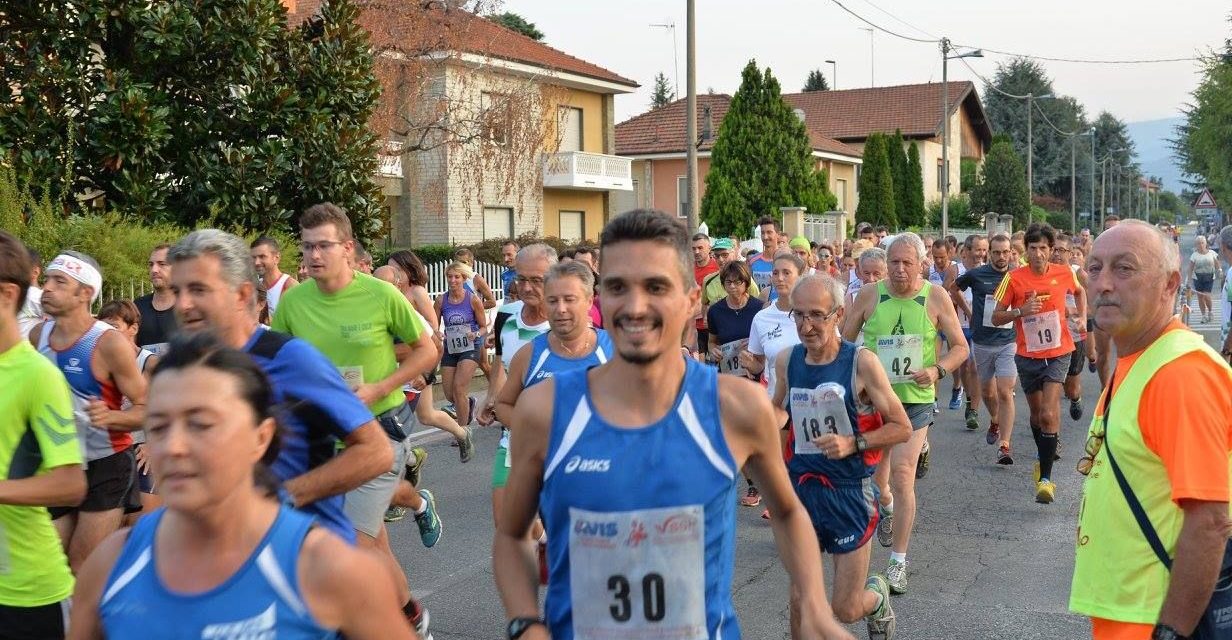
[
  {"left": 885, "top": 559, "right": 909, "bottom": 594},
  {"left": 760, "top": 508, "right": 770, "bottom": 520},
  {"left": 1055, "top": 439, "right": 1063, "bottom": 461},
  {"left": 865, "top": 574, "right": 896, "bottom": 640},
  {"left": 997, "top": 445, "right": 1013, "bottom": 466},
  {"left": 414, "top": 489, "right": 442, "bottom": 548},
  {"left": 876, "top": 507, "right": 893, "bottom": 547},
  {"left": 1035, "top": 479, "right": 1056, "bottom": 504},
  {"left": 964, "top": 406, "right": 979, "bottom": 430},
  {"left": 458, "top": 426, "right": 474, "bottom": 463},
  {"left": 1088, "top": 360, "right": 1097, "bottom": 373},
  {"left": 1070, "top": 398, "right": 1084, "bottom": 420},
  {"left": 441, "top": 402, "right": 457, "bottom": 420},
  {"left": 384, "top": 506, "right": 407, "bottom": 522},
  {"left": 537, "top": 540, "right": 549, "bottom": 586},
  {"left": 411, "top": 605, "right": 434, "bottom": 640},
  {"left": 985, "top": 422, "right": 1000, "bottom": 446},
  {"left": 915, "top": 440, "right": 930, "bottom": 479},
  {"left": 948, "top": 387, "right": 963, "bottom": 410},
  {"left": 740, "top": 486, "right": 762, "bottom": 507},
  {"left": 466, "top": 396, "right": 476, "bottom": 426},
  {"left": 405, "top": 447, "right": 427, "bottom": 487}
]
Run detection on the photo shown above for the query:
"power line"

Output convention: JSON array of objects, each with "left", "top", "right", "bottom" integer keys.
[
  {"left": 1033, "top": 100, "right": 1087, "bottom": 137},
  {"left": 856, "top": 0, "right": 939, "bottom": 40},
  {"left": 957, "top": 57, "right": 1030, "bottom": 98},
  {"left": 953, "top": 43, "right": 1197, "bottom": 65},
  {"left": 827, "top": 0, "right": 1199, "bottom": 64},
  {"left": 828, "top": 0, "right": 938, "bottom": 44}
]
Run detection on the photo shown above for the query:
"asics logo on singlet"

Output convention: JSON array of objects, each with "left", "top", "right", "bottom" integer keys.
[
  {"left": 200, "top": 603, "right": 276, "bottom": 639},
  {"left": 563, "top": 455, "right": 610, "bottom": 473}
]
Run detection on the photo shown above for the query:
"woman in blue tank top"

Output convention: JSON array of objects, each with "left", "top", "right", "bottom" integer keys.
[
  {"left": 435, "top": 261, "right": 488, "bottom": 427},
  {"left": 67, "top": 332, "right": 416, "bottom": 640}
]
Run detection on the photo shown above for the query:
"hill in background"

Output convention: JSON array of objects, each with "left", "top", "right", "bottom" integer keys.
[{"left": 1125, "top": 116, "right": 1187, "bottom": 191}]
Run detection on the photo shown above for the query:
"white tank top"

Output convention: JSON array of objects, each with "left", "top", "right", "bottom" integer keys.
[{"left": 265, "top": 273, "right": 291, "bottom": 315}]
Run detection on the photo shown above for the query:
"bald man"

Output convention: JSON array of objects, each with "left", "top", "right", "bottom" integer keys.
[{"left": 1070, "top": 220, "right": 1232, "bottom": 640}]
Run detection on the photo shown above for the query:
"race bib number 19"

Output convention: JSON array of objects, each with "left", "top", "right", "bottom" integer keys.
[
  {"left": 1023, "top": 310, "right": 1062, "bottom": 353},
  {"left": 875, "top": 334, "right": 924, "bottom": 384},
  {"left": 569, "top": 505, "right": 707, "bottom": 640}
]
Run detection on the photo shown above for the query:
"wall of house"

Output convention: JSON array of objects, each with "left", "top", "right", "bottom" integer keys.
[
  {"left": 817, "top": 159, "right": 859, "bottom": 214},
  {"left": 542, "top": 189, "right": 605, "bottom": 241},
  {"left": 643, "top": 157, "right": 712, "bottom": 219}
]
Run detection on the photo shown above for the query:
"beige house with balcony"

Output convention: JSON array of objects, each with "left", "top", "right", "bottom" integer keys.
[{"left": 285, "top": 2, "right": 639, "bottom": 245}]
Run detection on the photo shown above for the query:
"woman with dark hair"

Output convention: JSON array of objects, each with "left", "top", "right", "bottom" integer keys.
[
  {"left": 706, "top": 260, "right": 763, "bottom": 375},
  {"left": 68, "top": 332, "right": 417, "bottom": 640}
]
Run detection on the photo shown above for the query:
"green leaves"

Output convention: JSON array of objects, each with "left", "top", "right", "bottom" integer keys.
[
  {"left": 856, "top": 133, "right": 897, "bottom": 229},
  {"left": 970, "top": 141, "right": 1031, "bottom": 228},
  {"left": 2, "top": 0, "right": 386, "bottom": 241},
  {"left": 1176, "top": 36, "right": 1232, "bottom": 206},
  {"left": 701, "top": 60, "right": 836, "bottom": 237}
]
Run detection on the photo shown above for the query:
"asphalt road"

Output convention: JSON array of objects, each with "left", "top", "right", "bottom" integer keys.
[{"left": 389, "top": 227, "right": 1221, "bottom": 639}]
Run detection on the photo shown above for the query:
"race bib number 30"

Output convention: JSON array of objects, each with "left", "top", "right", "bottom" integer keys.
[
  {"left": 875, "top": 334, "right": 924, "bottom": 384},
  {"left": 445, "top": 325, "right": 474, "bottom": 355},
  {"left": 1023, "top": 310, "right": 1062, "bottom": 353},
  {"left": 790, "top": 383, "right": 854, "bottom": 455},
  {"left": 569, "top": 505, "right": 707, "bottom": 640}
]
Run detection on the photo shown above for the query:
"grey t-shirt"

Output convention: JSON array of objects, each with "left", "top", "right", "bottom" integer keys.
[{"left": 1191, "top": 250, "right": 1219, "bottom": 275}]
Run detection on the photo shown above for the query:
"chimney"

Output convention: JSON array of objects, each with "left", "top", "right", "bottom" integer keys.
[{"left": 701, "top": 105, "right": 713, "bottom": 142}]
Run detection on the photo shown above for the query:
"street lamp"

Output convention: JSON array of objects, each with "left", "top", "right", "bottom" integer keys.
[
  {"left": 825, "top": 59, "right": 837, "bottom": 90},
  {"left": 1026, "top": 93, "right": 1055, "bottom": 198},
  {"left": 941, "top": 38, "right": 982, "bottom": 237}
]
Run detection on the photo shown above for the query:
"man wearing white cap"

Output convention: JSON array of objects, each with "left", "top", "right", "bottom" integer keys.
[{"left": 28, "top": 251, "right": 148, "bottom": 571}]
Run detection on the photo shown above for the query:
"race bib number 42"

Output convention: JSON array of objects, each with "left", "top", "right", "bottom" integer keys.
[
  {"left": 569, "top": 505, "right": 707, "bottom": 640},
  {"left": 875, "top": 334, "right": 924, "bottom": 384}
]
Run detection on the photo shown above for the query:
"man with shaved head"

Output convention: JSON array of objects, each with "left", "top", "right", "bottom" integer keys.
[{"left": 1070, "top": 220, "right": 1232, "bottom": 640}]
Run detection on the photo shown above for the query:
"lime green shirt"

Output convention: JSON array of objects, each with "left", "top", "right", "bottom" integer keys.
[
  {"left": 701, "top": 270, "right": 759, "bottom": 306},
  {"left": 272, "top": 272, "right": 426, "bottom": 415},
  {"left": 862, "top": 280, "right": 939, "bottom": 404},
  {"left": 0, "top": 341, "right": 80, "bottom": 606}
]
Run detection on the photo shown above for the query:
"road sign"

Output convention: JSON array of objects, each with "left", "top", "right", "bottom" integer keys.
[{"left": 1194, "top": 188, "right": 1217, "bottom": 209}]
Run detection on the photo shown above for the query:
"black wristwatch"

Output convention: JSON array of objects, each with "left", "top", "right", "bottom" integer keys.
[
  {"left": 854, "top": 433, "right": 868, "bottom": 453},
  {"left": 507, "top": 617, "right": 546, "bottom": 639},
  {"left": 1151, "top": 624, "right": 1187, "bottom": 640},
  {"left": 934, "top": 364, "right": 948, "bottom": 380}
]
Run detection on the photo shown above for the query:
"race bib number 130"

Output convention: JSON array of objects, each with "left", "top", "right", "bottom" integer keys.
[{"left": 569, "top": 505, "right": 708, "bottom": 640}]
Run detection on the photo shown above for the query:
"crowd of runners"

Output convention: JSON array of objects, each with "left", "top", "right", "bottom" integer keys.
[{"left": 1, "top": 203, "right": 1228, "bottom": 640}]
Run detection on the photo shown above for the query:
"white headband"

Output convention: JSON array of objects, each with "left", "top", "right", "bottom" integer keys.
[{"left": 46, "top": 254, "right": 103, "bottom": 303}]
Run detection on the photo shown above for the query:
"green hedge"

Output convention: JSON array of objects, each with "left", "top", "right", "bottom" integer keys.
[{"left": 2, "top": 163, "right": 300, "bottom": 298}]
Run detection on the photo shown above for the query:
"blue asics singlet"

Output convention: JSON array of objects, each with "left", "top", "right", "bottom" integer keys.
[
  {"left": 99, "top": 506, "right": 337, "bottom": 639},
  {"left": 782, "top": 342, "right": 885, "bottom": 481},
  {"left": 523, "top": 329, "right": 613, "bottom": 388},
  {"left": 539, "top": 359, "right": 740, "bottom": 640}
]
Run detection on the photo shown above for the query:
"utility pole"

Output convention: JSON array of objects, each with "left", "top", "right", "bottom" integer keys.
[
  {"left": 685, "top": 0, "right": 698, "bottom": 233},
  {"left": 1071, "top": 136, "right": 1077, "bottom": 234},
  {"left": 1099, "top": 158, "right": 1106, "bottom": 231},
  {"left": 941, "top": 38, "right": 982, "bottom": 237}
]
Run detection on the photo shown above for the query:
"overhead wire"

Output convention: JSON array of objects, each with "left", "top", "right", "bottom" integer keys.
[
  {"left": 856, "top": 0, "right": 939, "bottom": 40},
  {"left": 827, "top": 0, "right": 1200, "bottom": 65}
]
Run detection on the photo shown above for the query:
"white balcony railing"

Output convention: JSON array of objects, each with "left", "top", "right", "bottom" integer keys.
[{"left": 543, "top": 151, "right": 632, "bottom": 191}]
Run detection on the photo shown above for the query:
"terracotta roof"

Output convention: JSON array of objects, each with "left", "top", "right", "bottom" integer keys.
[
  {"left": 614, "top": 94, "right": 863, "bottom": 159},
  {"left": 782, "top": 81, "right": 991, "bottom": 143},
  {"left": 283, "top": 1, "right": 637, "bottom": 89}
]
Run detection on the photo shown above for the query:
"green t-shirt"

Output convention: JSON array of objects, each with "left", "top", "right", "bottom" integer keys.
[
  {"left": 701, "top": 270, "right": 760, "bottom": 306},
  {"left": 0, "top": 340, "right": 80, "bottom": 606},
  {"left": 272, "top": 272, "right": 426, "bottom": 415},
  {"left": 862, "top": 280, "right": 939, "bottom": 405}
]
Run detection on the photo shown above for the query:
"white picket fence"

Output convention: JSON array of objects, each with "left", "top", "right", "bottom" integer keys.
[{"left": 424, "top": 259, "right": 507, "bottom": 301}]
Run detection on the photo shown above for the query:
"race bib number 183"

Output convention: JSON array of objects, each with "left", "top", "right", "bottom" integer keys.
[{"left": 569, "top": 505, "right": 707, "bottom": 640}]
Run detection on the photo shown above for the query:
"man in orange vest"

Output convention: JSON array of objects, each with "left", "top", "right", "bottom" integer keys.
[{"left": 1070, "top": 220, "right": 1232, "bottom": 640}]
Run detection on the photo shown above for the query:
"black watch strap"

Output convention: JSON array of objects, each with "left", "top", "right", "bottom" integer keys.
[
  {"left": 508, "top": 617, "right": 546, "bottom": 639},
  {"left": 1151, "top": 624, "right": 1186, "bottom": 640}
]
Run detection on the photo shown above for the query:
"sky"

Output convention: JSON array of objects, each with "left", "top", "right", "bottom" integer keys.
[{"left": 503, "top": 0, "right": 1230, "bottom": 126}]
